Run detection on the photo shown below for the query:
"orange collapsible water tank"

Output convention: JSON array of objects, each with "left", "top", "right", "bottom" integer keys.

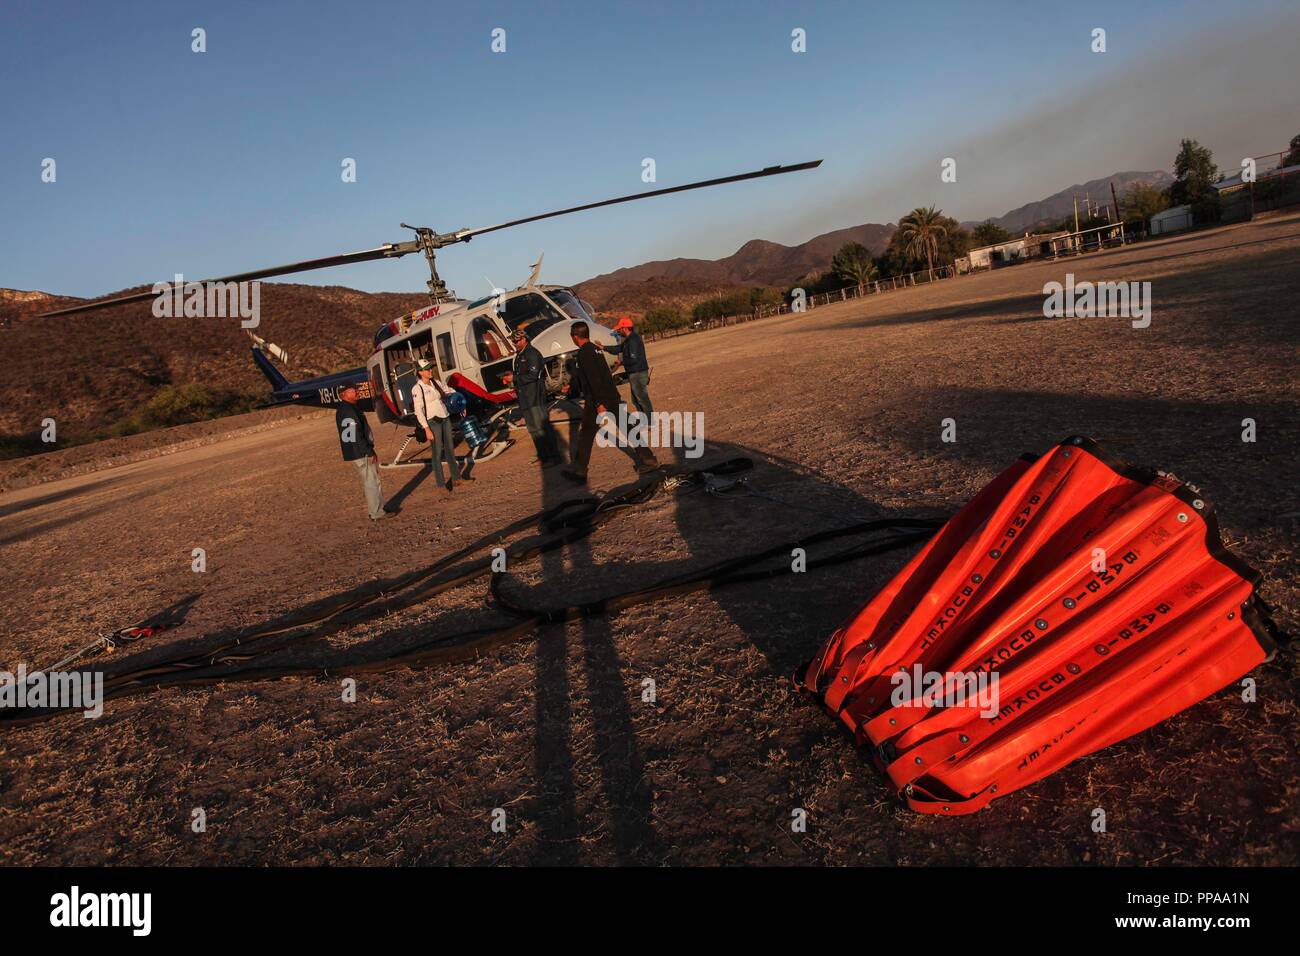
[{"left": 798, "top": 436, "right": 1282, "bottom": 814}]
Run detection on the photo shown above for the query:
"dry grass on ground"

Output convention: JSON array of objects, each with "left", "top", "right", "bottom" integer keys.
[{"left": 1, "top": 214, "right": 1297, "bottom": 865}]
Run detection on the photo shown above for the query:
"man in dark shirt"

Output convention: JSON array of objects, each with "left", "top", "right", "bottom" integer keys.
[
  {"left": 603, "top": 315, "right": 654, "bottom": 418},
  {"left": 503, "top": 325, "right": 559, "bottom": 466},
  {"left": 561, "top": 321, "right": 658, "bottom": 484},
  {"left": 335, "top": 383, "right": 391, "bottom": 520}
]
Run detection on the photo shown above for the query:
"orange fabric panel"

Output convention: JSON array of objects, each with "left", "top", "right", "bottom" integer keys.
[{"left": 801, "top": 437, "right": 1279, "bottom": 814}]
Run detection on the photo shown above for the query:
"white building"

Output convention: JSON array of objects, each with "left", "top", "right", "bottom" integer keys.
[{"left": 1150, "top": 204, "right": 1193, "bottom": 235}]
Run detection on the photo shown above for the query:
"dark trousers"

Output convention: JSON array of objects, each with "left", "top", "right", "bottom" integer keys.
[
  {"left": 521, "top": 401, "right": 558, "bottom": 462},
  {"left": 571, "top": 402, "right": 655, "bottom": 477},
  {"left": 428, "top": 417, "right": 457, "bottom": 486},
  {"left": 627, "top": 370, "right": 653, "bottom": 418}
]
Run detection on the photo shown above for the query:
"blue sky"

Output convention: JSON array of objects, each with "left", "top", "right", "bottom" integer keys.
[{"left": 2, "top": 0, "right": 1296, "bottom": 298}]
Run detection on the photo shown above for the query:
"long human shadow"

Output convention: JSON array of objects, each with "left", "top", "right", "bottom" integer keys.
[
  {"left": 879, "top": 386, "right": 1299, "bottom": 527},
  {"left": 1101, "top": 228, "right": 1300, "bottom": 273},
  {"left": 809, "top": 291, "right": 1049, "bottom": 332},
  {"left": 382, "top": 461, "right": 434, "bottom": 512},
  {"left": 0, "top": 486, "right": 164, "bottom": 547},
  {"left": 809, "top": 237, "right": 1300, "bottom": 342},
  {"left": 516, "top": 432, "right": 916, "bottom": 862},
  {"left": 527, "top": 430, "right": 661, "bottom": 865},
  {"left": 0, "top": 474, "right": 128, "bottom": 519}
]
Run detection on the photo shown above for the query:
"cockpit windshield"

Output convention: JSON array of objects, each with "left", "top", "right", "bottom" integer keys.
[
  {"left": 500, "top": 292, "right": 569, "bottom": 330},
  {"left": 545, "top": 289, "right": 595, "bottom": 323}
]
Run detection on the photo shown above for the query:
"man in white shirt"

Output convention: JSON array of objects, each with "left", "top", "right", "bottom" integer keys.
[{"left": 412, "top": 359, "right": 458, "bottom": 493}]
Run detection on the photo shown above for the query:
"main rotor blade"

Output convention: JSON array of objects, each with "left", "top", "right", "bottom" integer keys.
[
  {"left": 38, "top": 160, "right": 822, "bottom": 317},
  {"left": 457, "top": 160, "right": 823, "bottom": 241},
  {"left": 38, "top": 244, "right": 411, "bottom": 317}
]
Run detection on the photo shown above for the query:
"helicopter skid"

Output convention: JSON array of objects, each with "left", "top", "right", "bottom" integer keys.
[{"left": 379, "top": 434, "right": 516, "bottom": 470}]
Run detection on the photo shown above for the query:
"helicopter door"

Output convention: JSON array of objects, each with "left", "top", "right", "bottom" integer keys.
[
  {"left": 468, "top": 315, "right": 515, "bottom": 392},
  {"left": 389, "top": 331, "right": 434, "bottom": 416},
  {"left": 435, "top": 331, "right": 457, "bottom": 376}
]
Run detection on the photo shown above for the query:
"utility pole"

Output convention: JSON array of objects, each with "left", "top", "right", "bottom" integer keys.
[{"left": 1110, "top": 180, "right": 1121, "bottom": 226}]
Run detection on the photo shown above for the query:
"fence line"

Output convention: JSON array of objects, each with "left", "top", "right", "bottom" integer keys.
[
  {"left": 643, "top": 263, "right": 961, "bottom": 340},
  {"left": 640, "top": 146, "right": 1300, "bottom": 342}
]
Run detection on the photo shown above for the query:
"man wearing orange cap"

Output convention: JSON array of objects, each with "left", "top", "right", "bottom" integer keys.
[{"left": 603, "top": 314, "right": 653, "bottom": 419}]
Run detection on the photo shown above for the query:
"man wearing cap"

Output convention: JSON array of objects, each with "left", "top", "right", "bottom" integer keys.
[
  {"left": 602, "top": 315, "right": 653, "bottom": 419},
  {"left": 562, "top": 320, "right": 658, "bottom": 484},
  {"left": 335, "top": 382, "right": 391, "bottom": 521},
  {"left": 503, "top": 325, "right": 559, "bottom": 466},
  {"left": 412, "top": 359, "right": 458, "bottom": 493}
]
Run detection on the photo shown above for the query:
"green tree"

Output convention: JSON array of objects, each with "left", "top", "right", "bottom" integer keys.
[
  {"left": 110, "top": 384, "right": 258, "bottom": 437},
  {"left": 641, "top": 305, "right": 687, "bottom": 335},
  {"left": 1167, "top": 138, "right": 1220, "bottom": 208},
  {"left": 830, "top": 242, "right": 879, "bottom": 286},
  {"left": 1121, "top": 181, "right": 1170, "bottom": 222},
  {"left": 898, "top": 206, "right": 949, "bottom": 279},
  {"left": 1283, "top": 133, "right": 1300, "bottom": 168},
  {"left": 788, "top": 270, "right": 837, "bottom": 298},
  {"left": 878, "top": 211, "right": 966, "bottom": 279},
  {"left": 971, "top": 221, "right": 1012, "bottom": 247}
]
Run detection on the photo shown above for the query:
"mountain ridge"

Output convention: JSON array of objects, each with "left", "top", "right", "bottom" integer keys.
[{"left": 574, "top": 168, "right": 1173, "bottom": 311}]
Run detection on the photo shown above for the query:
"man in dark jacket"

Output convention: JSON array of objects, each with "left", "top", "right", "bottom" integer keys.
[
  {"left": 561, "top": 322, "right": 658, "bottom": 484},
  {"left": 336, "top": 383, "right": 391, "bottom": 520},
  {"left": 603, "top": 315, "right": 653, "bottom": 418},
  {"left": 503, "top": 325, "right": 559, "bottom": 466}
]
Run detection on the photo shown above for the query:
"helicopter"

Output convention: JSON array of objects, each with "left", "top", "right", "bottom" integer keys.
[{"left": 41, "top": 160, "right": 821, "bottom": 468}]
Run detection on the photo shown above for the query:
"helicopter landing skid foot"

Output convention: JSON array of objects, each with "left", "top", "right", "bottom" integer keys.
[
  {"left": 472, "top": 437, "right": 516, "bottom": 465},
  {"left": 379, "top": 434, "right": 432, "bottom": 469}
]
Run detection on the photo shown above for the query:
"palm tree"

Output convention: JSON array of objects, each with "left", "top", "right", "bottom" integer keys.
[
  {"left": 899, "top": 206, "right": 948, "bottom": 279},
  {"left": 831, "top": 241, "right": 878, "bottom": 287}
]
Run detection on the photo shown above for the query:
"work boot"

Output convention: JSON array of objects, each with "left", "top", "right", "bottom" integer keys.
[{"left": 560, "top": 469, "right": 587, "bottom": 484}]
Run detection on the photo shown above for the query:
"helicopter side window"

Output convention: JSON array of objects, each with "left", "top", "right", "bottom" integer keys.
[
  {"left": 436, "top": 332, "right": 456, "bottom": 372},
  {"left": 470, "top": 315, "right": 512, "bottom": 363}
]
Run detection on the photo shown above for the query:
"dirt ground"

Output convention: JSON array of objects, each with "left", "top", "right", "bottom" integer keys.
[{"left": 2, "top": 214, "right": 1298, "bottom": 866}]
